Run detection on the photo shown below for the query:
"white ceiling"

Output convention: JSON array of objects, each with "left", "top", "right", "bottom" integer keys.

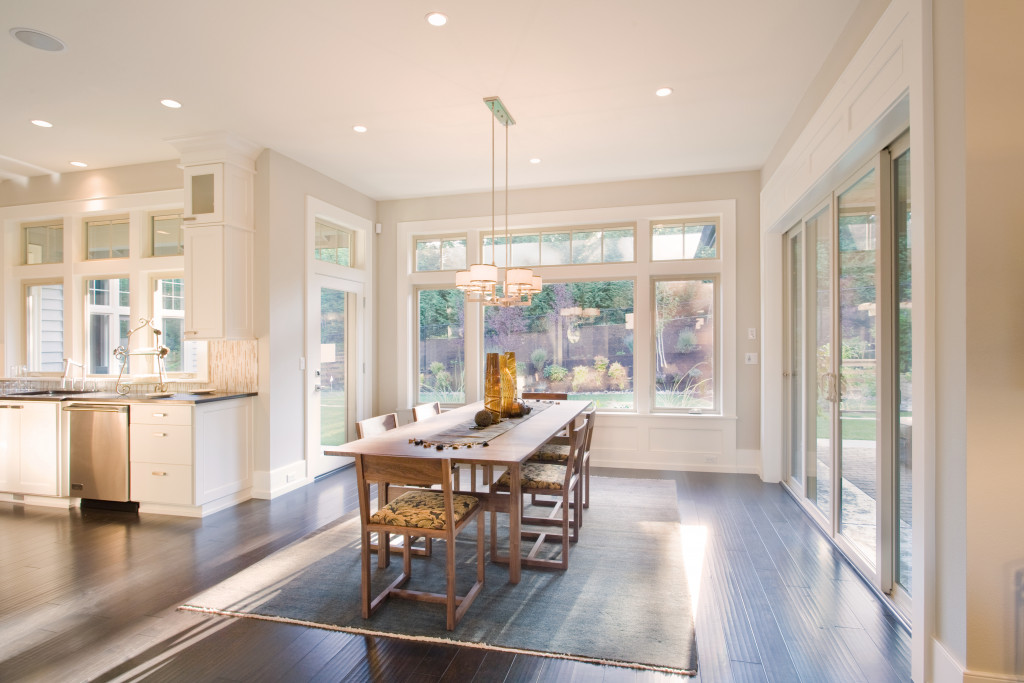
[{"left": 1, "top": 0, "right": 860, "bottom": 201}]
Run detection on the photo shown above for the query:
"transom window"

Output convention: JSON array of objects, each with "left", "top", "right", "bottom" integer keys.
[
  {"left": 415, "top": 237, "right": 467, "bottom": 272},
  {"left": 85, "top": 216, "right": 130, "bottom": 260},
  {"left": 151, "top": 212, "right": 184, "bottom": 256},
  {"left": 651, "top": 219, "right": 717, "bottom": 261},
  {"left": 315, "top": 218, "right": 353, "bottom": 266},
  {"left": 483, "top": 226, "right": 635, "bottom": 267},
  {"left": 23, "top": 221, "right": 63, "bottom": 264}
]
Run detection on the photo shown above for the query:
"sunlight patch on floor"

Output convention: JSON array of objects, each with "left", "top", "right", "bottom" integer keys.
[{"left": 679, "top": 524, "right": 708, "bottom": 614}]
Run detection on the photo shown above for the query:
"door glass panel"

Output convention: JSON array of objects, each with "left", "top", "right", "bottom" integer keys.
[
  {"left": 894, "top": 149, "right": 913, "bottom": 594},
  {"left": 787, "top": 229, "right": 804, "bottom": 485},
  {"left": 320, "top": 288, "right": 348, "bottom": 447},
  {"left": 837, "top": 168, "right": 879, "bottom": 565},
  {"left": 809, "top": 207, "right": 832, "bottom": 517}
]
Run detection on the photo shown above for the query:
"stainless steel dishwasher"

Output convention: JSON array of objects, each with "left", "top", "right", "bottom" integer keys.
[{"left": 65, "top": 402, "right": 130, "bottom": 501}]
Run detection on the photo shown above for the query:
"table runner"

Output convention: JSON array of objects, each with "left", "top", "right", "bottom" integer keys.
[{"left": 425, "top": 401, "right": 553, "bottom": 445}]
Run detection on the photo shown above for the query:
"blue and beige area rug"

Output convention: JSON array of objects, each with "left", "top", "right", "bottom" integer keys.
[{"left": 180, "top": 476, "right": 697, "bottom": 675}]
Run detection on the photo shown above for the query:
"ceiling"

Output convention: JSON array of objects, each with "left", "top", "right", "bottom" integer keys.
[{"left": 1, "top": 1, "right": 861, "bottom": 201}]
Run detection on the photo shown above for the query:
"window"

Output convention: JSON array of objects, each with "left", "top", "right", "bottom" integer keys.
[
  {"left": 483, "top": 226, "right": 634, "bottom": 267},
  {"left": 315, "top": 218, "right": 352, "bottom": 266},
  {"left": 86, "top": 278, "right": 130, "bottom": 374},
  {"left": 417, "top": 288, "right": 465, "bottom": 404},
  {"left": 484, "top": 281, "right": 635, "bottom": 409},
  {"left": 415, "top": 237, "right": 467, "bottom": 271},
  {"left": 654, "top": 278, "right": 716, "bottom": 411},
  {"left": 25, "top": 282, "right": 64, "bottom": 372},
  {"left": 151, "top": 212, "right": 184, "bottom": 256},
  {"left": 23, "top": 221, "right": 63, "bottom": 264},
  {"left": 85, "top": 217, "right": 130, "bottom": 260},
  {"left": 152, "top": 278, "right": 204, "bottom": 374},
  {"left": 651, "top": 220, "right": 717, "bottom": 261}
]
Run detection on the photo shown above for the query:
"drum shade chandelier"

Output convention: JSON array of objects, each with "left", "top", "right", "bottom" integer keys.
[{"left": 455, "top": 97, "right": 541, "bottom": 307}]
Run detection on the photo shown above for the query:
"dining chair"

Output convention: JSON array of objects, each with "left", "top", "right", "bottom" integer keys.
[
  {"left": 355, "top": 454, "right": 485, "bottom": 630},
  {"left": 412, "top": 401, "right": 441, "bottom": 422},
  {"left": 356, "top": 412, "right": 432, "bottom": 563},
  {"left": 490, "top": 419, "right": 585, "bottom": 570},
  {"left": 528, "top": 408, "right": 597, "bottom": 521}
]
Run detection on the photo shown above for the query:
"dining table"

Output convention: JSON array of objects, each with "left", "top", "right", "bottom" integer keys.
[{"left": 325, "top": 399, "right": 593, "bottom": 584}]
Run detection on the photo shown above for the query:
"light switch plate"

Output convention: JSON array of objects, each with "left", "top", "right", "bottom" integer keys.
[
  {"left": 747, "top": 327, "right": 757, "bottom": 340},
  {"left": 745, "top": 353, "right": 758, "bottom": 364}
]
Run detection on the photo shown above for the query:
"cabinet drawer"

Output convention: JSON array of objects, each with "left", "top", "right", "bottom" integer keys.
[
  {"left": 131, "top": 404, "right": 192, "bottom": 426},
  {"left": 130, "top": 424, "right": 192, "bottom": 465},
  {"left": 131, "top": 463, "right": 192, "bottom": 505}
]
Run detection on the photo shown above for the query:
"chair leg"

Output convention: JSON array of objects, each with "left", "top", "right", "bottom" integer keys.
[{"left": 446, "top": 528, "right": 457, "bottom": 630}]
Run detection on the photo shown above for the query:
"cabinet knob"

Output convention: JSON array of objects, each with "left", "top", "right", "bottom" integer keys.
[
  {"left": 182, "top": 216, "right": 197, "bottom": 221},
  {"left": 154, "top": 432, "right": 167, "bottom": 437},
  {"left": 152, "top": 471, "right": 168, "bottom": 477}
]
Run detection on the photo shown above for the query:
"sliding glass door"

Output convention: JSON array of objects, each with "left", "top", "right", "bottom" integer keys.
[{"left": 783, "top": 133, "right": 911, "bottom": 612}]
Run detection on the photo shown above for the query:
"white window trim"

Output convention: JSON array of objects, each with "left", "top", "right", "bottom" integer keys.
[{"left": 397, "top": 200, "right": 737, "bottom": 422}]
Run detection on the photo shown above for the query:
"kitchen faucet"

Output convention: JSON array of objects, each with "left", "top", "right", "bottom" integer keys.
[{"left": 62, "top": 358, "right": 85, "bottom": 391}]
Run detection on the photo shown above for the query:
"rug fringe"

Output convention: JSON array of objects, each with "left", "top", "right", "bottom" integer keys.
[{"left": 177, "top": 604, "right": 696, "bottom": 676}]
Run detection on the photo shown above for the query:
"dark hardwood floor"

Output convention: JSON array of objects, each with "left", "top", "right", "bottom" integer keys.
[{"left": 0, "top": 468, "right": 910, "bottom": 682}]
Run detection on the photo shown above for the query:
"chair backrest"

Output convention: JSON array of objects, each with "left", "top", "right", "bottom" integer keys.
[
  {"left": 581, "top": 409, "right": 597, "bottom": 454},
  {"left": 412, "top": 402, "right": 441, "bottom": 422},
  {"left": 522, "top": 392, "right": 568, "bottom": 401},
  {"left": 356, "top": 413, "right": 399, "bottom": 439},
  {"left": 564, "top": 420, "right": 588, "bottom": 478}
]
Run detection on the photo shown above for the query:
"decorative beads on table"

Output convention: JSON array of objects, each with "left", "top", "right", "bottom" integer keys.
[{"left": 406, "top": 437, "right": 481, "bottom": 450}]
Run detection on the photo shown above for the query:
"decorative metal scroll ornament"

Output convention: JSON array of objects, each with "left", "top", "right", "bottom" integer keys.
[{"left": 113, "top": 317, "right": 170, "bottom": 395}]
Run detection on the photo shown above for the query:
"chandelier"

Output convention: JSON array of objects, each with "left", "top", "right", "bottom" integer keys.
[{"left": 455, "top": 97, "right": 541, "bottom": 307}]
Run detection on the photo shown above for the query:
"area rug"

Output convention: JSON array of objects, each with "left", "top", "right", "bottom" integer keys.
[{"left": 179, "top": 476, "right": 697, "bottom": 675}]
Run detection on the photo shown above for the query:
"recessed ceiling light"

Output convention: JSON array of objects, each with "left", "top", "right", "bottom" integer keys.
[
  {"left": 70, "top": 161, "right": 88, "bottom": 168},
  {"left": 530, "top": 158, "right": 541, "bottom": 164},
  {"left": 655, "top": 87, "right": 673, "bottom": 97},
  {"left": 31, "top": 119, "right": 53, "bottom": 128},
  {"left": 426, "top": 12, "right": 448, "bottom": 27},
  {"left": 160, "top": 99, "right": 182, "bottom": 109},
  {"left": 10, "top": 27, "right": 66, "bottom": 52},
  {"left": 353, "top": 125, "right": 368, "bottom": 133}
]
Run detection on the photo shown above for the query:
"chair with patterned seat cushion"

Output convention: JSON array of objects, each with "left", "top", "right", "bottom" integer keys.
[
  {"left": 357, "top": 412, "right": 432, "bottom": 564},
  {"left": 528, "top": 408, "right": 597, "bottom": 521},
  {"left": 489, "top": 419, "right": 585, "bottom": 570},
  {"left": 355, "top": 454, "right": 485, "bottom": 631}
]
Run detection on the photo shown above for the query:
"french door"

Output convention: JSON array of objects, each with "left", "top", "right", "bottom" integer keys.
[
  {"left": 783, "top": 133, "right": 911, "bottom": 612},
  {"left": 307, "top": 275, "right": 361, "bottom": 477}
]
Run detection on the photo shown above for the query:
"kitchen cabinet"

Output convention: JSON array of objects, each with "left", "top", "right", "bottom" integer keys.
[
  {"left": 183, "top": 223, "right": 253, "bottom": 340},
  {"left": 0, "top": 401, "right": 61, "bottom": 496},
  {"left": 183, "top": 162, "right": 254, "bottom": 228},
  {"left": 130, "top": 398, "right": 252, "bottom": 516}
]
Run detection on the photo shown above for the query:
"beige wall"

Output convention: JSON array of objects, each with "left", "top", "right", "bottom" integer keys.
[
  {"left": 962, "top": 0, "right": 1024, "bottom": 674},
  {"left": 252, "top": 149, "right": 376, "bottom": 491},
  {"left": 0, "top": 161, "right": 181, "bottom": 208},
  {"left": 377, "top": 171, "right": 762, "bottom": 452}
]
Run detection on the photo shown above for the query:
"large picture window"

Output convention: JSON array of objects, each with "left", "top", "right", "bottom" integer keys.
[
  {"left": 654, "top": 278, "right": 716, "bottom": 411},
  {"left": 484, "top": 281, "right": 635, "bottom": 409},
  {"left": 417, "top": 288, "right": 465, "bottom": 404},
  {"left": 25, "top": 282, "right": 65, "bottom": 372},
  {"left": 86, "top": 278, "right": 130, "bottom": 374}
]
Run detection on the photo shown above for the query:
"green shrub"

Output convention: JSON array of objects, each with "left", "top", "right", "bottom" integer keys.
[
  {"left": 530, "top": 348, "right": 548, "bottom": 373},
  {"left": 593, "top": 355, "right": 609, "bottom": 373},
  {"left": 544, "top": 364, "right": 569, "bottom": 382},
  {"left": 675, "top": 330, "right": 698, "bottom": 353},
  {"left": 608, "top": 362, "right": 629, "bottom": 391},
  {"left": 571, "top": 365, "right": 591, "bottom": 393}
]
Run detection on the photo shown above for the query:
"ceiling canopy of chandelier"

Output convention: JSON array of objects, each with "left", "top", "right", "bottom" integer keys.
[{"left": 455, "top": 96, "right": 541, "bottom": 307}]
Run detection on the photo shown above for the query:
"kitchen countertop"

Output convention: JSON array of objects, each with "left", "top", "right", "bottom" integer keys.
[{"left": 0, "top": 391, "right": 257, "bottom": 405}]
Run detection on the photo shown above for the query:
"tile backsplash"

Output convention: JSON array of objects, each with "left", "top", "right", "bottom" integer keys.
[{"left": 208, "top": 339, "right": 258, "bottom": 393}]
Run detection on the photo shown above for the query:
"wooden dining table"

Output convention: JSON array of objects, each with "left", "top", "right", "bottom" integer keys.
[{"left": 325, "top": 399, "right": 592, "bottom": 584}]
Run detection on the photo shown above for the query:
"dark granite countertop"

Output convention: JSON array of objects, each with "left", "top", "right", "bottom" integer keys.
[{"left": 0, "top": 391, "right": 256, "bottom": 405}]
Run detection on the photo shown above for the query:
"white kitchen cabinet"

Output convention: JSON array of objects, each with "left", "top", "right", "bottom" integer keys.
[
  {"left": 0, "top": 401, "right": 61, "bottom": 496},
  {"left": 183, "top": 162, "right": 254, "bottom": 228},
  {"left": 183, "top": 223, "right": 253, "bottom": 340},
  {"left": 130, "top": 397, "right": 252, "bottom": 516}
]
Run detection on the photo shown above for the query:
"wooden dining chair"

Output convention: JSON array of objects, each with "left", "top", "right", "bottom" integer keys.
[
  {"left": 356, "top": 412, "right": 432, "bottom": 563},
  {"left": 490, "top": 419, "right": 585, "bottom": 570},
  {"left": 412, "top": 401, "right": 441, "bottom": 422},
  {"left": 355, "top": 413, "right": 399, "bottom": 439},
  {"left": 355, "top": 454, "right": 485, "bottom": 630},
  {"left": 528, "top": 408, "right": 597, "bottom": 521}
]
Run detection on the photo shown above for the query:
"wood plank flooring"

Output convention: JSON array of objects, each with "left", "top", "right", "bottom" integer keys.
[{"left": 0, "top": 469, "right": 910, "bottom": 682}]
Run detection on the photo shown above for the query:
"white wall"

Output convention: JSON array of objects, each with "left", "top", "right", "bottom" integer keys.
[
  {"left": 377, "top": 171, "right": 762, "bottom": 471},
  {"left": 251, "top": 150, "right": 376, "bottom": 497}
]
